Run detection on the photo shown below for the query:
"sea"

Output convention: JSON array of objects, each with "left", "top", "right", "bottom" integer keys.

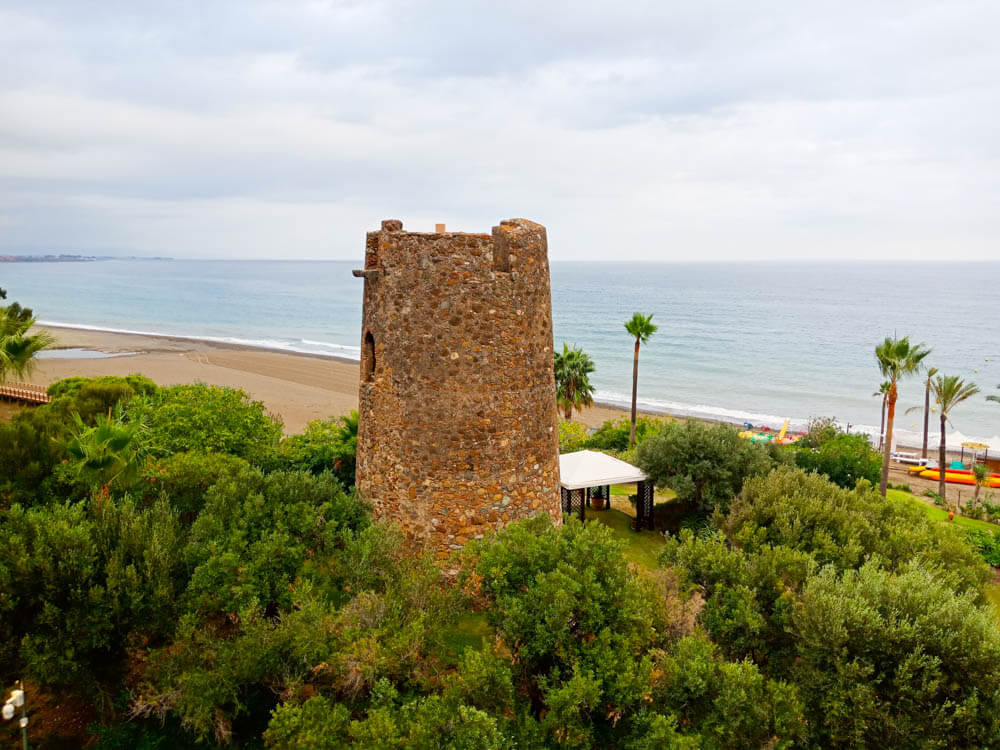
[{"left": 3, "top": 259, "right": 999, "bottom": 449}]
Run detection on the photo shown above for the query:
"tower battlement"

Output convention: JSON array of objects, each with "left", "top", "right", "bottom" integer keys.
[
  {"left": 360, "top": 218, "right": 551, "bottom": 279},
  {"left": 353, "top": 218, "right": 562, "bottom": 558}
]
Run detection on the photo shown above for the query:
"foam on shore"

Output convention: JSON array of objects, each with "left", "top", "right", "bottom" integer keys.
[{"left": 40, "top": 320, "right": 362, "bottom": 360}]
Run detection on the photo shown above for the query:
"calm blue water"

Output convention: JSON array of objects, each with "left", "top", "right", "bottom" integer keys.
[{"left": 3, "top": 259, "right": 999, "bottom": 446}]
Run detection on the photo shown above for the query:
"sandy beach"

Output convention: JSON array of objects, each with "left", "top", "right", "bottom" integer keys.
[{"left": 21, "top": 326, "right": 634, "bottom": 434}]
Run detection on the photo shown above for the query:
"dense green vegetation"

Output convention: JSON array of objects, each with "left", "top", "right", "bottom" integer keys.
[
  {"left": 3, "top": 375, "right": 1000, "bottom": 747},
  {"left": 791, "top": 431, "right": 882, "bottom": 489}
]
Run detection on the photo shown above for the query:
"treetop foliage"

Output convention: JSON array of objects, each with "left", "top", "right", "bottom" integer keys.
[
  {"left": 126, "top": 384, "right": 284, "bottom": 461},
  {"left": 665, "top": 466, "right": 1000, "bottom": 747},
  {"left": 3, "top": 373, "right": 1000, "bottom": 747},
  {"left": 636, "top": 420, "right": 773, "bottom": 512}
]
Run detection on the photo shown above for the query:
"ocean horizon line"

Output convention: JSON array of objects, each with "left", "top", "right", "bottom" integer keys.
[{"left": 12, "top": 256, "right": 1000, "bottom": 265}]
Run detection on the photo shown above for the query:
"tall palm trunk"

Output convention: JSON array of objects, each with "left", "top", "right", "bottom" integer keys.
[
  {"left": 564, "top": 382, "right": 575, "bottom": 420},
  {"left": 879, "top": 395, "right": 887, "bottom": 450},
  {"left": 629, "top": 338, "right": 640, "bottom": 447},
  {"left": 922, "top": 381, "right": 931, "bottom": 460},
  {"left": 879, "top": 382, "right": 897, "bottom": 497},
  {"left": 938, "top": 413, "right": 947, "bottom": 504}
]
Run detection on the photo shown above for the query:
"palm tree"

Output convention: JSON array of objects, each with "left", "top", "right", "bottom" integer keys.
[
  {"left": 624, "top": 313, "right": 657, "bottom": 447},
  {"left": 0, "top": 293, "right": 55, "bottom": 384},
  {"left": 63, "top": 407, "right": 147, "bottom": 490},
  {"left": 874, "top": 380, "right": 890, "bottom": 450},
  {"left": 930, "top": 374, "right": 980, "bottom": 503},
  {"left": 875, "top": 336, "right": 930, "bottom": 497},
  {"left": 553, "top": 343, "right": 596, "bottom": 421},
  {"left": 972, "top": 462, "right": 990, "bottom": 506},
  {"left": 905, "top": 367, "right": 938, "bottom": 460},
  {"left": 988, "top": 385, "right": 1000, "bottom": 404}
]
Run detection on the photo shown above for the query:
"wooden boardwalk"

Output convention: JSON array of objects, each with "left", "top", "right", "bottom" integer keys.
[{"left": 0, "top": 382, "right": 52, "bottom": 405}]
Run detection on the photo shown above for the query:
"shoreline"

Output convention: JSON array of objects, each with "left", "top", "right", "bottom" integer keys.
[
  {"left": 39, "top": 321, "right": 361, "bottom": 365},
  {"left": 22, "top": 325, "right": 992, "bottom": 453}
]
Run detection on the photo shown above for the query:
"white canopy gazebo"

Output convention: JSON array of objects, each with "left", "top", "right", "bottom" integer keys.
[{"left": 558, "top": 450, "right": 655, "bottom": 529}]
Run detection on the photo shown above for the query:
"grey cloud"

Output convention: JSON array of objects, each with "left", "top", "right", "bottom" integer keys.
[{"left": 0, "top": 0, "right": 998, "bottom": 259}]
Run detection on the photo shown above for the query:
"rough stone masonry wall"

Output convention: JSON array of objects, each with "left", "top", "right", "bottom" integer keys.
[{"left": 354, "top": 218, "right": 562, "bottom": 559}]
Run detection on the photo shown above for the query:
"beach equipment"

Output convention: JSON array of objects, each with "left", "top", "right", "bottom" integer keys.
[
  {"left": 739, "top": 421, "right": 802, "bottom": 445},
  {"left": 961, "top": 441, "right": 991, "bottom": 464},
  {"left": 917, "top": 467, "right": 1000, "bottom": 488}
]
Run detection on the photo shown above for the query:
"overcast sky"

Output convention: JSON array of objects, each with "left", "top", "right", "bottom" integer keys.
[{"left": 1, "top": 1, "right": 997, "bottom": 260}]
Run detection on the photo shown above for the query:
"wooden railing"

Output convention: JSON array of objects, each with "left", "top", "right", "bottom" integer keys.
[{"left": 0, "top": 382, "right": 52, "bottom": 404}]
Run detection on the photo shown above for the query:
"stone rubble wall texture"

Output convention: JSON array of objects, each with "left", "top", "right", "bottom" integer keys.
[{"left": 355, "top": 218, "right": 562, "bottom": 559}]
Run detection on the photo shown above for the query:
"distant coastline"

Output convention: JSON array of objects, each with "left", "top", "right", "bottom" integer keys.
[{"left": 0, "top": 253, "right": 172, "bottom": 262}]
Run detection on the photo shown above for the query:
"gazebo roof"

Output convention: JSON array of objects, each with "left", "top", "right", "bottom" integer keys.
[{"left": 559, "top": 449, "right": 648, "bottom": 490}]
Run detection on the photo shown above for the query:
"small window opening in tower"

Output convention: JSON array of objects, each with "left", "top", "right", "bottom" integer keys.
[{"left": 363, "top": 331, "right": 376, "bottom": 382}]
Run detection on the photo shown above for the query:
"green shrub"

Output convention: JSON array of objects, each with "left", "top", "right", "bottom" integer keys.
[
  {"left": 47, "top": 375, "right": 158, "bottom": 424},
  {"left": 802, "top": 416, "right": 839, "bottom": 448},
  {"left": 586, "top": 415, "right": 664, "bottom": 453},
  {"left": 267, "top": 411, "right": 357, "bottom": 487},
  {"left": 965, "top": 503, "right": 986, "bottom": 520},
  {"left": 0, "top": 409, "right": 67, "bottom": 506},
  {"left": 665, "top": 468, "right": 1000, "bottom": 746},
  {"left": 557, "top": 420, "right": 590, "bottom": 453},
  {"left": 126, "top": 384, "right": 283, "bottom": 462},
  {"left": 140, "top": 533, "right": 459, "bottom": 744},
  {"left": 967, "top": 529, "right": 1000, "bottom": 566},
  {"left": 142, "top": 451, "right": 251, "bottom": 516},
  {"left": 650, "top": 635, "right": 805, "bottom": 748},
  {"left": 469, "top": 516, "right": 685, "bottom": 746},
  {"left": 793, "top": 562, "right": 1000, "bottom": 747},
  {"left": 183, "top": 469, "right": 368, "bottom": 616},
  {"left": 792, "top": 432, "right": 881, "bottom": 489},
  {"left": 0, "top": 495, "right": 185, "bottom": 688},
  {"left": 727, "top": 467, "right": 989, "bottom": 594},
  {"left": 636, "top": 421, "right": 772, "bottom": 513}
]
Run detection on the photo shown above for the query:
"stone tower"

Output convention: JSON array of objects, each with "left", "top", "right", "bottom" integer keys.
[{"left": 353, "top": 218, "right": 562, "bottom": 558}]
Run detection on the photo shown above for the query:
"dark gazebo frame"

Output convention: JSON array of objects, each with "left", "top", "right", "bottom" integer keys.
[{"left": 560, "top": 480, "right": 655, "bottom": 530}]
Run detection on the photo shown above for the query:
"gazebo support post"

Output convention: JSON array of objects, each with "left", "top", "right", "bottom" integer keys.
[{"left": 634, "top": 480, "right": 654, "bottom": 531}]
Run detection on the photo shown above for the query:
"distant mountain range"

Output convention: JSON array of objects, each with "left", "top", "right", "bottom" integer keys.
[{"left": 0, "top": 253, "right": 172, "bottom": 262}]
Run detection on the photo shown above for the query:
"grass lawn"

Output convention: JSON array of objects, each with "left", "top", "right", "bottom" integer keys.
[
  {"left": 887, "top": 489, "right": 999, "bottom": 534},
  {"left": 610, "top": 483, "right": 676, "bottom": 503},
  {"left": 585, "top": 506, "right": 665, "bottom": 570}
]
